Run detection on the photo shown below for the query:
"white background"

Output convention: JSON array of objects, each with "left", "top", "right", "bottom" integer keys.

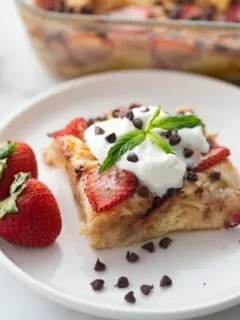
[{"left": 1, "top": 0, "right": 240, "bottom": 319}]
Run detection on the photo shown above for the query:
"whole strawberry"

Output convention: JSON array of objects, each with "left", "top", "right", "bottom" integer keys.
[
  {"left": 0, "top": 173, "right": 62, "bottom": 247},
  {"left": 0, "top": 141, "right": 38, "bottom": 199}
]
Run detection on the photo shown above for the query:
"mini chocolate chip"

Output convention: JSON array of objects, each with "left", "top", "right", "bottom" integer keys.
[
  {"left": 169, "top": 133, "right": 181, "bottom": 146},
  {"left": 90, "top": 279, "right": 104, "bottom": 291},
  {"left": 124, "top": 291, "right": 136, "bottom": 304},
  {"left": 209, "top": 171, "right": 221, "bottom": 181},
  {"left": 137, "top": 186, "right": 149, "bottom": 199},
  {"left": 161, "top": 130, "right": 172, "bottom": 139},
  {"left": 159, "top": 237, "right": 173, "bottom": 249},
  {"left": 127, "top": 152, "right": 138, "bottom": 163},
  {"left": 141, "top": 106, "right": 150, "bottom": 113},
  {"left": 112, "top": 109, "right": 122, "bottom": 118},
  {"left": 160, "top": 275, "right": 172, "bottom": 288},
  {"left": 126, "top": 251, "right": 139, "bottom": 263},
  {"left": 132, "top": 118, "right": 143, "bottom": 129},
  {"left": 94, "top": 259, "right": 106, "bottom": 272},
  {"left": 105, "top": 133, "right": 116, "bottom": 143},
  {"left": 80, "top": 4, "right": 94, "bottom": 14},
  {"left": 95, "top": 126, "right": 105, "bottom": 135},
  {"left": 87, "top": 118, "right": 95, "bottom": 126},
  {"left": 187, "top": 171, "right": 198, "bottom": 182},
  {"left": 74, "top": 166, "right": 85, "bottom": 177},
  {"left": 183, "top": 148, "right": 194, "bottom": 158},
  {"left": 141, "top": 242, "right": 155, "bottom": 253},
  {"left": 140, "top": 285, "right": 154, "bottom": 295},
  {"left": 152, "top": 196, "right": 163, "bottom": 208},
  {"left": 115, "top": 276, "right": 129, "bottom": 288},
  {"left": 125, "top": 110, "right": 134, "bottom": 121},
  {"left": 129, "top": 103, "right": 141, "bottom": 110}
]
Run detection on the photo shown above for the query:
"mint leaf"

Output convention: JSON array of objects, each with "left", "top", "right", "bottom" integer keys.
[
  {"left": 0, "top": 159, "right": 7, "bottom": 179},
  {"left": 0, "top": 197, "right": 18, "bottom": 219},
  {"left": 10, "top": 172, "right": 31, "bottom": 197},
  {"left": 147, "top": 131, "right": 175, "bottom": 154},
  {"left": 145, "top": 106, "right": 161, "bottom": 132},
  {"left": 99, "top": 130, "right": 145, "bottom": 172},
  {"left": 0, "top": 141, "right": 17, "bottom": 160},
  {"left": 151, "top": 114, "right": 205, "bottom": 130}
]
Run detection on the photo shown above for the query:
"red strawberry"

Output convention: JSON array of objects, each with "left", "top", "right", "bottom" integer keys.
[
  {"left": 194, "top": 146, "right": 230, "bottom": 172},
  {"left": 181, "top": 4, "right": 203, "bottom": 20},
  {"left": 0, "top": 141, "right": 38, "bottom": 200},
  {"left": 84, "top": 167, "right": 137, "bottom": 212},
  {"left": 0, "top": 173, "right": 62, "bottom": 247},
  {"left": 225, "top": 212, "right": 240, "bottom": 229},
  {"left": 48, "top": 118, "right": 88, "bottom": 138}
]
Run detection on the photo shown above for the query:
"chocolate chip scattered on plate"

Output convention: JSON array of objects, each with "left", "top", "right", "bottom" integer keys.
[
  {"left": 169, "top": 133, "right": 181, "bottom": 146},
  {"left": 124, "top": 291, "right": 136, "bottom": 304},
  {"left": 160, "top": 275, "right": 172, "bottom": 288},
  {"left": 115, "top": 276, "right": 129, "bottom": 289},
  {"left": 137, "top": 185, "right": 150, "bottom": 199},
  {"left": 94, "top": 259, "right": 106, "bottom": 272},
  {"left": 132, "top": 118, "right": 143, "bottom": 129},
  {"left": 94, "top": 126, "right": 105, "bottom": 135},
  {"left": 140, "top": 284, "right": 154, "bottom": 295},
  {"left": 127, "top": 152, "right": 138, "bottom": 163},
  {"left": 186, "top": 171, "right": 198, "bottom": 182},
  {"left": 90, "top": 279, "right": 105, "bottom": 291},
  {"left": 126, "top": 251, "right": 140, "bottom": 263},
  {"left": 209, "top": 171, "right": 221, "bottom": 181},
  {"left": 183, "top": 147, "right": 194, "bottom": 158},
  {"left": 141, "top": 242, "right": 155, "bottom": 253},
  {"left": 159, "top": 237, "right": 173, "bottom": 249}
]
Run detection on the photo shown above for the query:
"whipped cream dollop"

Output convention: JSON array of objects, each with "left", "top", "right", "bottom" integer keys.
[{"left": 84, "top": 106, "right": 209, "bottom": 197}]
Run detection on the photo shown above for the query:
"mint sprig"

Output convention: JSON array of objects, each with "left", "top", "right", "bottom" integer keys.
[
  {"left": 150, "top": 114, "right": 205, "bottom": 131},
  {"left": 99, "top": 130, "right": 145, "bottom": 172},
  {"left": 99, "top": 106, "right": 205, "bottom": 172},
  {"left": 0, "top": 172, "right": 31, "bottom": 219}
]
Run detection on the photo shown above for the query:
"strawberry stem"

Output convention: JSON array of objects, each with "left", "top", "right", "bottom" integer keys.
[{"left": 0, "top": 172, "right": 31, "bottom": 219}]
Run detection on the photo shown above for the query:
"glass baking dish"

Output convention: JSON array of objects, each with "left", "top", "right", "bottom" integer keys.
[{"left": 15, "top": 0, "right": 240, "bottom": 80}]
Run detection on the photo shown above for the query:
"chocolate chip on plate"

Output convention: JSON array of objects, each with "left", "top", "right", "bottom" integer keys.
[
  {"left": 125, "top": 110, "right": 134, "bottom": 121},
  {"left": 132, "top": 118, "right": 143, "bottom": 129},
  {"left": 160, "top": 275, "right": 172, "bottom": 288},
  {"left": 137, "top": 185, "right": 149, "bottom": 199},
  {"left": 169, "top": 133, "right": 181, "bottom": 146},
  {"left": 159, "top": 237, "right": 173, "bottom": 249},
  {"left": 105, "top": 133, "right": 117, "bottom": 143},
  {"left": 95, "top": 126, "right": 105, "bottom": 135},
  {"left": 74, "top": 165, "right": 85, "bottom": 177},
  {"left": 126, "top": 251, "right": 140, "bottom": 263},
  {"left": 115, "top": 276, "right": 129, "bottom": 288},
  {"left": 90, "top": 279, "right": 104, "bottom": 291},
  {"left": 186, "top": 171, "right": 198, "bottom": 182},
  {"left": 127, "top": 152, "right": 138, "bottom": 163},
  {"left": 129, "top": 103, "right": 141, "bottom": 110},
  {"left": 124, "top": 291, "right": 136, "bottom": 304},
  {"left": 140, "top": 285, "right": 154, "bottom": 296},
  {"left": 141, "top": 242, "right": 155, "bottom": 253},
  {"left": 209, "top": 171, "right": 221, "bottom": 181},
  {"left": 161, "top": 130, "right": 172, "bottom": 139},
  {"left": 94, "top": 259, "right": 106, "bottom": 272},
  {"left": 183, "top": 147, "right": 194, "bottom": 158}
]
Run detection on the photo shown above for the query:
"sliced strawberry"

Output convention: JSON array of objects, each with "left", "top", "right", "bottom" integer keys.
[
  {"left": 225, "top": 212, "right": 240, "bottom": 229},
  {"left": 181, "top": 4, "right": 203, "bottom": 20},
  {"left": 194, "top": 146, "right": 230, "bottom": 172},
  {"left": 84, "top": 167, "right": 137, "bottom": 212},
  {"left": 48, "top": 118, "right": 87, "bottom": 138},
  {"left": 226, "top": 3, "right": 240, "bottom": 22}
]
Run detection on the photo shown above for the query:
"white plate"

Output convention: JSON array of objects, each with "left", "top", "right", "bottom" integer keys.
[{"left": 0, "top": 70, "right": 240, "bottom": 320}]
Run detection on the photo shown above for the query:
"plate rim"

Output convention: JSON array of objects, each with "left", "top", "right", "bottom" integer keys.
[{"left": 1, "top": 69, "right": 240, "bottom": 319}]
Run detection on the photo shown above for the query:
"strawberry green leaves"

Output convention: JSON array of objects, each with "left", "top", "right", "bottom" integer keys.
[
  {"left": 99, "top": 130, "right": 145, "bottom": 172},
  {"left": 0, "top": 172, "right": 31, "bottom": 219},
  {"left": 0, "top": 141, "right": 17, "bottom": 178}
]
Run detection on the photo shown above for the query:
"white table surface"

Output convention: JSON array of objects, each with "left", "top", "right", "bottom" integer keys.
[{"left": 1, "top": 1, "right": 240, "bottom": 319}]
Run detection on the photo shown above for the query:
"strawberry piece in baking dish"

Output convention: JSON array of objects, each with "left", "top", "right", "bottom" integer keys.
[
  {"left": 194, "top": 146, "right": 230, "bottom": 172},
  {"left": 48, "top": 118, "right": 88, "bottom": 138}
]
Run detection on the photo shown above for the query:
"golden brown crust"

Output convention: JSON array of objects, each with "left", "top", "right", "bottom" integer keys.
[{"left": 44, "top": 133, "right": 240, "bottom": 249}]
